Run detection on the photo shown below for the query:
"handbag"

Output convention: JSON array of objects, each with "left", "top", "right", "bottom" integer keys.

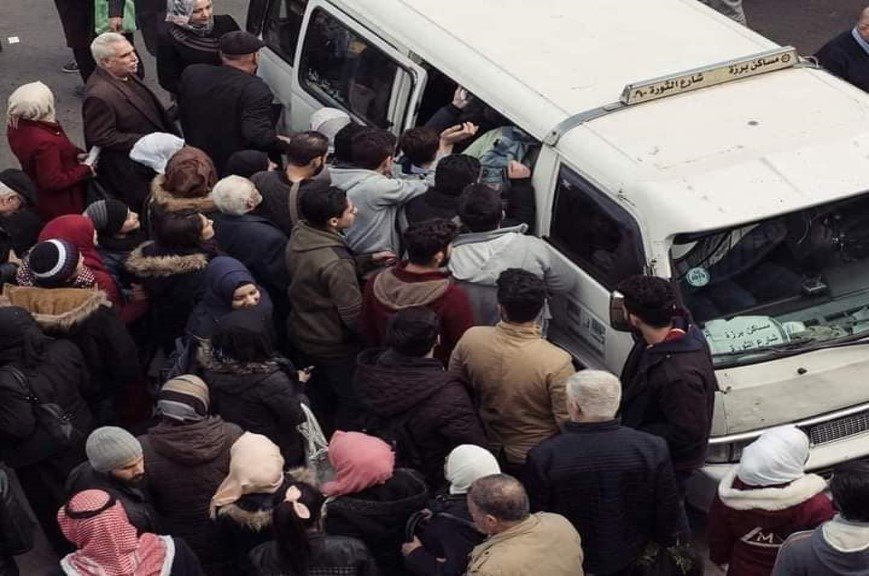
[
  {"left": 1, "top": 366, "right": 83, "bottom": 450},
  {"left": 94, "top": 0, "right": 138, "bottom": 34},
  {"left": 297, "top": 403, "right": 334, "bottom": 486},
  {"left": 629, "top": 541, "right": 703, "bottom": 576}
]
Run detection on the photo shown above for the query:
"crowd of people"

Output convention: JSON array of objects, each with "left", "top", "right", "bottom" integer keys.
[{"left": 1, "top": 1, "right": 869, "bottom": 575}]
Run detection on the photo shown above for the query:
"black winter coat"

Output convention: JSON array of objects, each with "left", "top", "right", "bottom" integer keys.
[
  {"left": 354, "top": 349, "right": 487, "bottom": 489},
  {"left": 204, "top": 361, "right": 305, "bottom": 467},
  {"left": 404, "top": 188, "right": 460, "bottom": 227},
  {"left": 125, "top": 241, "right": 210, "bottom": 351},
  {"left": 178, "top": 64, "right": 283, "bottom": 173},
  {"left": 0, "top": 341, "right": 93, "bottom": 469},
  {"left": 156, "top": 15, "right": 240, "bottom": 94},
  {"left": 65, "top": 462, "right": 162, "bottom": 535},
  {"left": 0, "top": 468, "right": 35, "bottom": 562},
  {"left": 139, "top": 417, "right": 243, "bottom": 571},
  {"left": 404, "top": 495, "right": 483, "bottom": 576},
  {"left": 249, "top": 533, "right": 378, "bottom": 576},
  {"left": 816, "top": 30, "right": 869, "bottom": 93},
  {"left": 524, "top": 420, "right": 686, "bottom": 575},
  {"left": 2, "top": 286, "right": 140, "bottom": 413},
  {"left": 618, "top": 318, "right": 717, "bottom": 473},
  {"left": 325, "top": 469, "right": 428, "bottom": 576},
  {"left": 212, "top": 212, "right": 289, "bottom": 305}
]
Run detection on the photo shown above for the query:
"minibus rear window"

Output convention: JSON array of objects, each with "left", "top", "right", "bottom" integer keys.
[{"left": 299, "top": 8, "right": 403, "bottom": 128}]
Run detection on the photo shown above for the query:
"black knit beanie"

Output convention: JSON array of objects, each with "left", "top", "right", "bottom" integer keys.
[
  {"left": 85, "top": 199, "right": 129, "bottom": 236},
  {"left": 28, "top": 239, "right": 80, "bottom": 287}
]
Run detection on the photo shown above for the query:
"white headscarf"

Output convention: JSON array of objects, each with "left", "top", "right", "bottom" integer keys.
[
  {"left": 6, "top": 81, "right": 56, "bottom": 128},
  {"left": 445, "top": 445, "right": 501, "bottom": 495},
  {"left": 737, "top": 425, "right": 809, "bottom": 486},
  {"left": 129, "top": 133, "right": 186, "bottom": 174},
  {"left": 310, "top": 107, "right": 351, "bottom": 144}
]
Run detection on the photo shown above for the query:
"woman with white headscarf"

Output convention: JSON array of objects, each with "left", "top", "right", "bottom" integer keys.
[
  {"left": 157, "top": 0, "right": 240, "bottom": 95},
  {"left": 401, "top": 444, "right": 500, "bottom": 576},
  {"left": 6, "top": 82, "right": 93, "bottom": 221},
  {"left": 707, "top": 425, "right": 835, "bottom": 576}
]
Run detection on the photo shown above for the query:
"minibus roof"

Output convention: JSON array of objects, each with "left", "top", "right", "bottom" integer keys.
[{"left": 334, "top": 0, "right": 869, "bottom": 235}]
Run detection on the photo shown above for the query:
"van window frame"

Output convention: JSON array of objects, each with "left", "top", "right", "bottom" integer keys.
[
  {"left": 259, "top": 0, "right": 308, "bottom": 65},
  {"left": 296, "top": 6, "right": 419, "bottom": 129},
  {"left": 547, "top": 163, "right": 646, "bottom": 290}
]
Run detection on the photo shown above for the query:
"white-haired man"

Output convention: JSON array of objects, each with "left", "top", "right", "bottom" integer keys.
[
  {"left": 816, "top": 6, "right": 869, "bottom": 92},
  {"left": 523, "top": 370, "right": 687, "bottom": 576},
  {"left": 210, "top": 175, "right": 290, "bottom": 314},
  {"left": 83, "top": 32, "right": 176, "bottom": 209}
]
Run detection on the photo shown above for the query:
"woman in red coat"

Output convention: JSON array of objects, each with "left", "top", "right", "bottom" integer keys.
[{"left": 6, "top": 81, "right": 93, "bottom": 221}]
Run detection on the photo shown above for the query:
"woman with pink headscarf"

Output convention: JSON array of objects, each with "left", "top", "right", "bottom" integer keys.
[
  {"left": 55, "top": 489, "right": 202, "bottom": 575},
  {"left": 322, "top": 431, "right": 428, "bottom": 576}
]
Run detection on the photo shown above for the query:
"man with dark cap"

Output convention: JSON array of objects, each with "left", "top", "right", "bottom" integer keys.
[
  {"left": 0, "top": 170, "right": 43, "bottom": 284},
  {"left": 66, "top": 426, "right": 163, "bottom": 535},
  {"left": 84, "top": 198, "right": 144, "bottom": 291},
  {"left": 616, "top": 274, "right": 717, "bottom": 492},
  {"left": 139, "top": 375, "right": 243, "bottom": 573},
  {"left": 177, "top": 30, "right": 289, "bottom": 173}
]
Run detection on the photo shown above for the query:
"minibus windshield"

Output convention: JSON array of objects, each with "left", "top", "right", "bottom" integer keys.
[{"left": 670, "top": 191, "right": 869, "bottom": 366}]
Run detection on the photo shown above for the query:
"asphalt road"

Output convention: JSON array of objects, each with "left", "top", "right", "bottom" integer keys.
[{"left": 0, "top": 0, "right": 865, "bottom": 573}]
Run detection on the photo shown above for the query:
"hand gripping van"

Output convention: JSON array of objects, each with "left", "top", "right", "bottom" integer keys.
[{"left": 247, "top": 0, "right": 869, "bottom": 509}]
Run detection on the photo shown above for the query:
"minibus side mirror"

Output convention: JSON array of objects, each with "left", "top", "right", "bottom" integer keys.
[{"left": 610, "top": 290, "right": 632, "bottom": 332}]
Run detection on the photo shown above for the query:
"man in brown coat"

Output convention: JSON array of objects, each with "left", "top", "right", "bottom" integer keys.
[
  {"left": 449, "top": 269, "right": 573, "bottom": 474},
  {"left": 83, "top": 32, "right": 176, "bottom": 208}
]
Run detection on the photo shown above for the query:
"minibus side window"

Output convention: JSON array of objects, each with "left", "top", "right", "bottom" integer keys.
[
  {"left": 549, "top": 165, "right": 644, "bottom": 289},
  {"left": 299, "top": 8, "right": 401, "bottom": 128},
  {"left": 263, "top": 0, "right": 308, "bottom": 63}
]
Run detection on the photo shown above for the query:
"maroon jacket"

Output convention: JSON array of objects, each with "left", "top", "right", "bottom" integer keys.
[
  {"left": 7, "top": 119, "right": 91, "bottom": 221},
  {"left": 360, "top": 262, "right": 474, "bottom": 364},
  {"left": 708, "top": 469, "right": 835, "bottom": 576}
]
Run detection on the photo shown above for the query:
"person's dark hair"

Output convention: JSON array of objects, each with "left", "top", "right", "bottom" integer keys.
[
  {"left": 497, "top": 269, "right": 545, "bottom": 323},
  {"left": 286, "top": 131, "right": 329, "bottom": 166},
  {"left": 831, "top": 459, "right": 869, "bottom": 522},
  {"left": 616, "top": 275, "right": 676, "bottom": 328},
  {"left": 403, "top": 219, "right": 458, "bottom": 266},
  {"left": 211, "top": 309, "right": 274, "bottom": 363},
  {"left": 468, "top": 474, "right": 530, "bottom": 522},
  {"left": 398, "top": 127, "right": 439, "bottom": 166},
  {"left": 435, "top": 155, "right": 481, "bottom": 197},
  {"left": 151, "top": 208, "right": 205, "bottom": 250},
  {"left": 272, "top": 482, "right": 325, "bottom": 575},
  {"left": 332, "top": 122, "right": 365, "bottom": 164},
  {"left": 458, "top": 184, "right": 502, "bottom": 232},
  {"left": 299, "top": 183, "right": 348, "bottom": 228},
  {"left": 350, "top": 128, "right": 397, "bottom": 170},
  {"left": 384, "top": 307, "right": 439, "bottom": 357}
]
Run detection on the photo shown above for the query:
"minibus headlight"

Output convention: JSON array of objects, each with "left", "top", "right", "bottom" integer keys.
[{"left": 706, "top": 438, "right": 755, "bottom": 464}]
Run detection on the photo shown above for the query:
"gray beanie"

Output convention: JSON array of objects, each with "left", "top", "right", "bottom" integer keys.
[{"left": 85, "top": 427, "right": 142, "bottom": 473}]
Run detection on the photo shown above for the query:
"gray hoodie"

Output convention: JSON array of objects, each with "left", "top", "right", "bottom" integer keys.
[
  {"left": 449, "top": 224, "right": 577, "bottom": 325},
  {"left": 329, "top": 166, "right": 431, "bottom": 255},
  {"left": 773, "top": 516, "right": 869, "bottom": 576}
]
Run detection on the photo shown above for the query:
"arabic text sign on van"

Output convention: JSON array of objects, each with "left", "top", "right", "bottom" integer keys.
[{"left": 621, "top": 47, "right": 799, "bottom": 106}]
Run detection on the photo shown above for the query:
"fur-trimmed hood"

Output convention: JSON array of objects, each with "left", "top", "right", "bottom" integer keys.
[
  {"left": 718, "top": 467, "right": 829, "bottom": 511},
  {"left": 1, "top": 284, "right": 111, "bottom": 333},
  {"left": 214, "top": 501, "right": 274, "bottom": 531},
  {"left": 150, "top": 174, "right": 216, "bottom": 214},
  {"left": 125, "top": 241, "right": 210, "bottom": 278}
]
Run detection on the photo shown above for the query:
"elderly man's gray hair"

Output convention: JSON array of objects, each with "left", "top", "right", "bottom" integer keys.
[
  {"left": 91, "top": 32, "right": 128, "bottom": 64},
  {"left": 210, "top": 175, "right": 261, "bottom": 216},
  {"left": 469, "top": 474, "right": 529, "bottom": 522},
  {"left": 566, "top": 369, "right": 622, "bottom": 420}
]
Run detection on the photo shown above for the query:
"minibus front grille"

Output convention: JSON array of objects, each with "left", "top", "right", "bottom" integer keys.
[{"left": 805, "top": 410, "right": 869, "bottom": 445}]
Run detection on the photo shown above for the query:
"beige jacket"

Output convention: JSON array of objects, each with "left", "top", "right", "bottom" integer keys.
[
  {"left": 449, "top": 322, "right": 573, "bottom": 464},
  {"left": 467, "top": 513, "right": 584, "bottom": 576}
]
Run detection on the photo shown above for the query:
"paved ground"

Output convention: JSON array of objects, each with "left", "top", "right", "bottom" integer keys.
[{"left": 0, "top": 0, "right": 865, "bottom": 573}]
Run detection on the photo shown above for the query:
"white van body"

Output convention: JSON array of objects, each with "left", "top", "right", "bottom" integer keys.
[{"left": 248, "top": 0, "right": 869, "bottom": 508}]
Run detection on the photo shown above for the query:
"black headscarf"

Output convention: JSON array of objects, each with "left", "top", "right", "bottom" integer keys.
[
  {"left": 211, "top": 308, "right": 275, "bottom": 364},
  {"left": 0, "top": 307, "right": 51, "bottom": 367},
  {"left": 222, "top": 150, "right": 271, "bottom": 179}
]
